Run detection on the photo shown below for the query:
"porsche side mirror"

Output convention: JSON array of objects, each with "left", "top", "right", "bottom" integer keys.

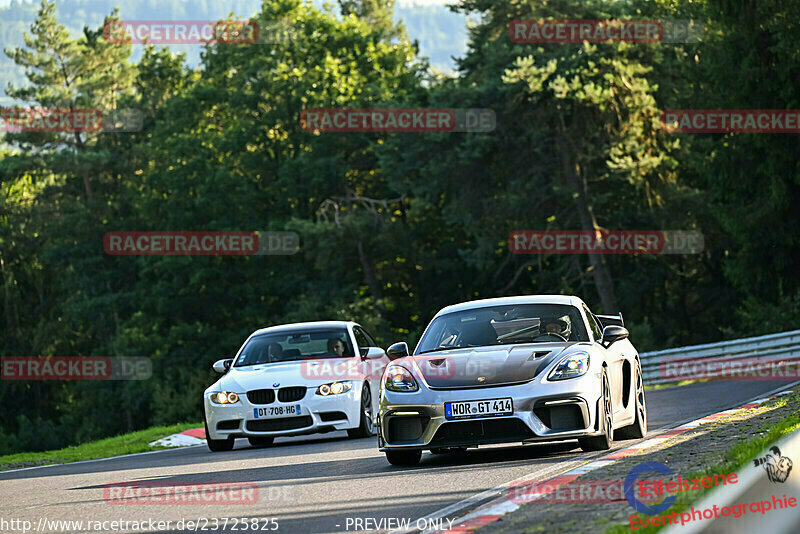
[
  {"left": 601, "top": 326, "right": 629, "bottom": 348},
  {"left": 213, "top": 359, "right": 233, "bottom": 373},
  {"left": 386, "top": 342, "right": 410, "bottom": 360}
]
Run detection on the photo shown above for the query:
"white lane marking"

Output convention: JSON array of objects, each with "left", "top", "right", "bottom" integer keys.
[
  {"left": 569, "top": 459, "right": 615, "bottom": 474},
  {"left": 682, "top": 420, "right": 704, "bottom": 428},
  {"left": 636, "top": 438, "right": 669, "bottom": 447},
  {"left": 441, "top": 500, "right": 520, "bottom": 531}
]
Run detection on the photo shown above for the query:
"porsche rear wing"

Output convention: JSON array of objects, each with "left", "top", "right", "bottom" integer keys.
[{"left": 597, "top": 313, "right": 624, "bottom": 327}]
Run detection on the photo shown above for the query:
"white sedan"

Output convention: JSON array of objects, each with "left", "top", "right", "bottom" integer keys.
[{"left": 203, "top": 321, "right": 388, "bottom": 451}]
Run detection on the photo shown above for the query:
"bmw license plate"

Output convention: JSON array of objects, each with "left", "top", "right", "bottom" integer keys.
[
  {"left": 445, "top": 398, "right": 513, "bottom": 420},
  {"left": 253, "top": 404, "right": 302, "bottom": 419}
]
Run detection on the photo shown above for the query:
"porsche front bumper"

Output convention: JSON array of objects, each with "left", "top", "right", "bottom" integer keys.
[{"left": 378, "top": 371, "right": 604, "bottom": 451}]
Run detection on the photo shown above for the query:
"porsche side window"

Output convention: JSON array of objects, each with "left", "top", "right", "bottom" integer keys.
[{"left": 585, "top": 307, "right": 603, "bottom": 341}]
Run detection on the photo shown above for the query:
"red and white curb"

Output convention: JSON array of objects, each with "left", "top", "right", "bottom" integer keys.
[
  {"left": 424, "top": 389, "right": 794, "bottom": 534},
  {"left": 149, "top": 427, "right": 205, "bottom": 448}
]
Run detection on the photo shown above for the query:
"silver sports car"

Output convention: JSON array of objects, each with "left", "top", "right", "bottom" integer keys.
[{"left": 377, "top": 295, "right": 647, "bottom": 466}]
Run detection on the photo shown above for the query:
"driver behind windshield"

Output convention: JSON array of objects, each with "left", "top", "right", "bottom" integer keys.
[
  {"left": 439, "top": 323, "right": 460, "bottom": 348},
  {"left": 544, "top": 320, "right": 565, "bottom": 334},
  {"left": 327, "top": 338, "right": 346, "bottom": 356},
  {"left": 541, "top": 317, "right": 571, "bottom": 339},
  {"left": 416, "top": 304, "right": 587, "bottom": 354},
  {"left": 267, "top": 342, "right": 284, "bottom": 362}
]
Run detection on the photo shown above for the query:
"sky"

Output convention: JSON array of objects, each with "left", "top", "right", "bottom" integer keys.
[{"left": 0, "top": 0, "right": 454, "bottom": 7}]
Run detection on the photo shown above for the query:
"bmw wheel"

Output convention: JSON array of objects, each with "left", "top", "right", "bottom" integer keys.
[
  {"left": 205, "top": 420, "right": 234, "bottom": 452},
  {"left": 347, "top": 383, "right": 376, "bottom": 438}
]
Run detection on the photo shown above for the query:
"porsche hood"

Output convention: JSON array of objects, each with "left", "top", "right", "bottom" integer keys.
[{"left": 412, "top": 344, "right": 575, "bottom": 388}]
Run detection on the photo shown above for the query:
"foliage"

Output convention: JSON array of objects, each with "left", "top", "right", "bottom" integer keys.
[{"left": 0, "top": 0, "right": 796, "bottom": 454}]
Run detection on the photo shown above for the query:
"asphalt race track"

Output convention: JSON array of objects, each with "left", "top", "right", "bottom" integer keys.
[{"left": 0, "top": 381, "right": 790, "bottom": 534}]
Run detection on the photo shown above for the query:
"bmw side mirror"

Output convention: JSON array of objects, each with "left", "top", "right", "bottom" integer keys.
[
  {"left": 213, "top": 359, "right": 233, "bottom": 373},
  {"left": 360, "top": 347, "right": 385, "bottom": 359},
  {"left": 601, "top": 326, "right": 629, "bottom": 348},
  {"left": 386, "top": 342, "right": 410, "bottom": 360}
]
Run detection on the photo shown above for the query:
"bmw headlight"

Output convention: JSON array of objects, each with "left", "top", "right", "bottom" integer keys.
[
  {"left": 548, "top": 352, "right": 590, "bottom": 381},
  {"left": 384, "top": 365, "right": 419, "bottom": 392},
  {"left": 316, "top": 381, "right": 353, "bottom": 396},
  {"left": 210, "top": 391, "right": 240, "bottom": 404}
]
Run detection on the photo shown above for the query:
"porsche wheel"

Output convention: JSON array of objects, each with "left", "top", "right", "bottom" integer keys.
[
  {"left": 385, "top": 449, "right": 422, "bottom": 466},
  {"left": 579, "top": 368, "right": 613, "bottom": 451},
  {"left": 617, "top": 361, "right": 647, "bottom": 439}
]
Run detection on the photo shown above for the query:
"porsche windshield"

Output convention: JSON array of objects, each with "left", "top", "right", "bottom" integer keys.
[
  {"left": 416, "top": 304, "right": 588, "bottom": 354},
  {"left": 233, "top": 328, "right": 354, "bottom": 367}
]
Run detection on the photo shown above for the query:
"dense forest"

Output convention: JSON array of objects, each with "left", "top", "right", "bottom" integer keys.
[
  {"left": 0, "top": 0, "right": 466, "bottom": 99},
  {"left": 1, "top": 0, "right": 798, "bottom": 454}
]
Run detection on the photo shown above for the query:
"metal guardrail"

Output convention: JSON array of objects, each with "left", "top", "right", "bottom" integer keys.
[{"left": 639, "top": 329, "right": 800, "bottom": 385}]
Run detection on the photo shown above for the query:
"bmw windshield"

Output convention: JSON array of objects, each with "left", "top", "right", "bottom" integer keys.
[
  {"left": 233, "top": 328, "right": 354, "bottom": 367},
  {"left": 416, "top": 304, "right": 588, "bottom": 354}
]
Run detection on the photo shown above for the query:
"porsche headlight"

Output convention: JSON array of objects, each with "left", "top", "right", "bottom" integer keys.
[
  {"left": 548, "top": 352, "right": 590, "bottom": 381},
  {"left": 384, "top": 365, "right": 419, "bottom": 392},
  {"left": 316, "top": 381, "right": 353, "bottom": 396},
  {"left": 210, "top": 391, "right": 240, "bottom": 404}
]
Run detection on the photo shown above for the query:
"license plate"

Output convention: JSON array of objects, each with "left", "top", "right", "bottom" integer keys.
[
  {"left": 445, "top": 398, "right": 513, "bottom": 420},
  {"left": 253, "top": 404, "right": 302, "bottom": 419}
]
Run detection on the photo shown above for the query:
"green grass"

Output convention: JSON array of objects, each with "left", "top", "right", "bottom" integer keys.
[
  {"left": 645, "top": 379, "right": 709, "bottom": 391},
  {"left": 0, "top": 422, "right": 203, "bottom": 471},
  {"left": 605, "top": 390, "right": 800, "bottom": 533}
]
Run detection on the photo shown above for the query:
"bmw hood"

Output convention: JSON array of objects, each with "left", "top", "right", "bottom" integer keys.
[
  {"left": 412, "top": 344, "right": 572, "bottom": 388},
  {"left": 213, "top": 358, "right": 359, "bottom": 392}
]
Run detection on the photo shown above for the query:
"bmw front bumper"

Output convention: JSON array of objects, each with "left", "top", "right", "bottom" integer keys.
[{"left": 204, "top": 387, "right": 363, "bottom": 441}]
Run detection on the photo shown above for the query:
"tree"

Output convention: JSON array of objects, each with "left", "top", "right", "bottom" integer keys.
[
  {"left": 338, "top": 0, "right": 405, "bottom": 40},
  {"left": 4, "top": 0, "right": 135, "bottom": 201}
]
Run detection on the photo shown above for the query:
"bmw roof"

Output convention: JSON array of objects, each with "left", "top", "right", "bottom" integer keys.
[{"left": 250, "top": 321, "right": 357, "bottom": 337}]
